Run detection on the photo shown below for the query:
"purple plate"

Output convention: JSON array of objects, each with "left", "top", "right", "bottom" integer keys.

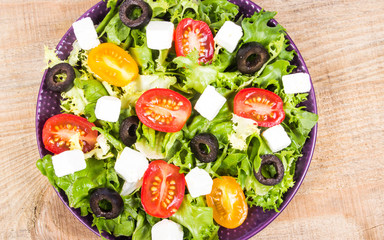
[{"left": 36, "top": 0, "right": 318, "bottom": 239}]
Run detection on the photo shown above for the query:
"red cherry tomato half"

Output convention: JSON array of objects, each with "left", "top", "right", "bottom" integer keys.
[
  {"left": 234, "top": 88, "right": 285, "bottom": 127},
  {"left": 141, "top": 160, "right": 185, "bottom": 218},
  {"left": 135, "top": 88, "right": 192, "bottom": 132},
  {"left": 42, "top": 114, "right": 98, "bottom": 154},
  {"left": 175, "top": 18, "right": 214, "bottom": 63}
]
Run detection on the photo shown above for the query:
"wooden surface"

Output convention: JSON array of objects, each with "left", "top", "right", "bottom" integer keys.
[{"left": 0, "top": 0, "right": 383, "bottom": 239}]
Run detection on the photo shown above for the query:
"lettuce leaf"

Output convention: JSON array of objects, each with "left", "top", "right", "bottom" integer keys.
[
  {"left": 129, "top": 29, "right": 155, "bottom": 74},
  {"left": 241, "top": 10, "right": 295, "bottom": 61},
  {"left": 173, "top": 51, "right": 218, "bottom": 93},
  {"left": 199, "top": 0, "right": 239, "bottom": 32},
  {"left": 104, "top": 13, "right": 131, "bottom": 45},
  {"left": 36, "top": 155, "right": 120, "bottom": 210},
  {"left": 170, "top": 194, "right": 219, "bottom": 240}
]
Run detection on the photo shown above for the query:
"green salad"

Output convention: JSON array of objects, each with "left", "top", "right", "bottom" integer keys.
[{"left": 37, "top": 0, "right": 318, "bottom": 239}]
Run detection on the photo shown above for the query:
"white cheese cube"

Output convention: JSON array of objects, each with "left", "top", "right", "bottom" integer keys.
[
  {"left": 72, "top": 17, "right": 100, "bottom": 50},
  {"left": 151, "top": 219, "right": 183, "bottom": 240},
  {"left": 146, "top": 21, "right": 174, "bottom": 50},
  {"left": 262, "top": 124, "right": 291, "bottom": 152},
  {"left": 214, "top": 21, "right": 243, "bottom": 53},
  {"left": 194, "top": 86, "right": 227, "bottom": 121},
  {"left": 185, "top": 167, "right": 213, "bottom": 198},
  {"left": 121, "top": 179, "right": 143, "bottom": 196},
  {"left": 95, "top": 96, "right": 121, "bottom": 122},
  {"left": 282, "top": 73, "right": 312, "bottom": 94},
  {"left": 52, "top": 150, "right": 86, "bottom": 177},
  {"left": 114, "top": 147, "right": 149, "bottom": 183}
]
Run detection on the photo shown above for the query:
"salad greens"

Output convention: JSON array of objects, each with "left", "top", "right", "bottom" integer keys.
[{"left": 37, "top": 0, "right": 318, "bottom": 239}]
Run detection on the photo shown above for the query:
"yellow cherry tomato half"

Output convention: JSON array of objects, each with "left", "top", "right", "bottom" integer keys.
[
  {"left": 206, "top": 176, "right": 248, "bottom": 229},
  {"left": 88, "top": 43, "right": 138, "bottom": 87}
]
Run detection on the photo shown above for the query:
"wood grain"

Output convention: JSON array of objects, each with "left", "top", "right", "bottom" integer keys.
[{"left": 0, "top": 0, "right": 383, "bottom": 239}]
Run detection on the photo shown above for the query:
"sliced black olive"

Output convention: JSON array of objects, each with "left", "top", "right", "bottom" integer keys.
[
  {"left": 236, "top": 42, "right": 269, "bottom": 74},
  {"left": 254, "top": 154, "right": 284, "bottom": 186},
  {"left": 90, "top": 188, "right": 124, "bottom": 219},
  {"left": 190, "top": 133, "right": 219, "bottom": 163},
  {"left": 119, "top": 116, "right": 140, "bottom": 147},
  {"left": 45, "top": 63, "right": 75, "bottom": 92},
  {"left": 119, "top": 0, "right": 152, "bottom": 29}
]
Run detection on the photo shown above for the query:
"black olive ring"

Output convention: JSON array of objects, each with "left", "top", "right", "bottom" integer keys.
[
  {"left": 45, "top": 62, "right": 75, "bottom": 92},
  {"left": 190, "top": 133, "right": 219, "bottom": 163},
  {"left": 236, "top": 42, "right": 269, "bottom": 74},
  {"left": 119, "top": 116, "right": 140, "bottom": 147},
  {"left": 89, "top": 188, "right": 124, "bottom": 219},
  {"left": 254, "top": 154, "right": 285, "bottom": 186},
  {"left": 119, "top": 0, "right": 153, "bottom": 29}
]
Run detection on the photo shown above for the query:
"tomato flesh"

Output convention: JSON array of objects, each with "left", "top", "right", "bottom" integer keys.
[
  {"left": 42, "top": 114, "right": 98, "bottom": 154},
  {"left": 175, "top": 18, "right": 214, "bottom": 63},
  {"left": 234, "top": 88, "right": 285, "bottom": 127},
  {"left": 88, "top": 43, "right": 139, "bottom": 87},
  {"left": 135, "top": 88, "right": 192, "bottom": 132},
  {"left": 141, "top": 160, "right": 185, "bottom": 218},
  {"left": 206, "top": 176, "right": 248, "bottom": 229}
]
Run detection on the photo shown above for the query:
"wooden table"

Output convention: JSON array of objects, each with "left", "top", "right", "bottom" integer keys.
[{"left": 1, "top": 0, "right": 383, "bottom": 239}]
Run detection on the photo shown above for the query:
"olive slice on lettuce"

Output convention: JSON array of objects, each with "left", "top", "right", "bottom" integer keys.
[
  {"left": 119, "top": 0, "right": 153, "bottom": 29},
  {"left": 90, "top": 188, "right": 124, "bottom": 219},
  {"left": 190, "top": 133, "right": 219, "bottom": 163},
  {"left": 254, "top": 154, "right": 284, "bottom": 186},
  {"left": 236, "top": 42, "right": 269, "bottom": 74},
  {"left": 119, "top": 116, "right": 140, "bottom": 147},
  {"left": 45, "top": 63, "right": 75, "bottom": 92}
]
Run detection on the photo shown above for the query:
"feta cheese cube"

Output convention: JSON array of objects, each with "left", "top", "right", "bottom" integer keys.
[
  {"left": 151, "top": 219, "right": 183, "bottom": 240},
  {"left": 121, "top": 179, "right": 143, "bottom": 196},
  {"left": 194, "top": 86, "right": 227, "bottom": 121},
  {"left": 72, "top": 17, "right": 100, "bottom": 50},
  {"left": 95, "top": 96, "right": 121, "bottom": 122},
  {"left": 214, "top": 21, "right": 243, "bottom": 53},
  {"left": 114, "top": 147, "right": 149, "bottom": 183},
  {"left": 282, "top": 73, "right": 312, "bottom": 94},
  {"left": 52, "top": 150, "right": 86, "bottom": 177},
  {"left": 262, "top": 124, "right": 291, "bottom": 152},
  {"left": 185, "top": 167, "right": 213, "bottom": 198},
  {"left": 146, "top": 21, "right": 174, "bottom": 50}
]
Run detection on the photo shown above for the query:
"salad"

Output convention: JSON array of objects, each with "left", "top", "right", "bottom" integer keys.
[{"left": 36, "top": 0, "right": 318, "bottom": 239}]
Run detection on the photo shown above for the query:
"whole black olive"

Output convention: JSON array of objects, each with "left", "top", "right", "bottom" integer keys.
[
  {"left": 190, "top": 133, "right": 219, "bottom": 163},
  {"left": 119, "top": 116, "right": 140, "bottom": 147},
  {"left": 254, "top": 154, "right": 284, "bottom": 186},
  {"left": 89, "top": 188, "right": 124, "bottom": 219},
  {"left": 236, "top": 42, "right": 269, "bottom": 74},
  {"left": 119, "top": 0, "right": 152, "bottom": 29},
  {"left": 45, "top": 63, "right": 75, "bottom": 92}
]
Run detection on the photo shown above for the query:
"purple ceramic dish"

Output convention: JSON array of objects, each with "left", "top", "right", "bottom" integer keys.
[{"left": 36, "top": 0, "right": 318, "bottom": 239}]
